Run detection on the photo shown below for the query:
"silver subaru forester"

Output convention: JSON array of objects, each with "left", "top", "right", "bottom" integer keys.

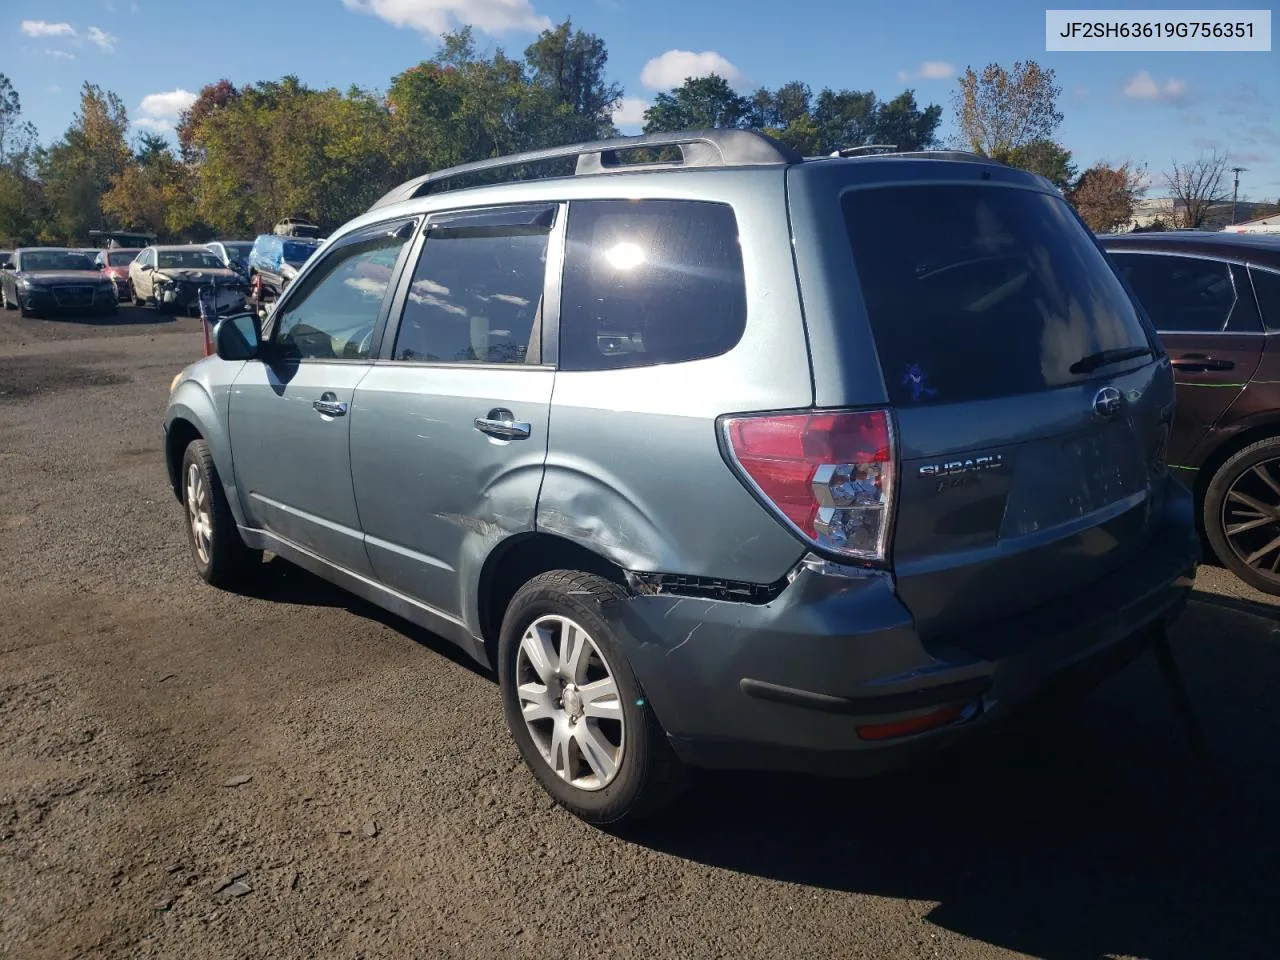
[{"left": 164, "top": 129, "right": 1198, "bottom": 825}]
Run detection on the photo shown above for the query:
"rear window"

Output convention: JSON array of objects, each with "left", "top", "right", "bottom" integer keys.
[
  {"left": 559, "top": 199, "right": 746, "bottom": 371},
  {"left": 843, "top": 185, "right": 1152, "bottom": 407}
]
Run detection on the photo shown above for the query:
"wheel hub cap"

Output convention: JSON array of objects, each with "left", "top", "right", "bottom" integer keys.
[{"left": 514, "top": 614, "right": 625, "bottom": 792}]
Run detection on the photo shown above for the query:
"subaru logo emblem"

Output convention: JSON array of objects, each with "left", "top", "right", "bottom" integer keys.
[{"left": 1093, "top": 386, "right": 1123, "bottom": 420}]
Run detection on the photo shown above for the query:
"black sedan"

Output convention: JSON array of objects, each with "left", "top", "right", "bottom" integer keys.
[{"left": 0, "top": 247, "right": 118, "bottom": 318}]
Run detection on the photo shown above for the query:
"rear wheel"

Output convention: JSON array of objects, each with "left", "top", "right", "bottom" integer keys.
[
  {"left": 1204, "top": 437, "right": 1280, "bottom": 595},
  {"left": 180, "top": 439, "right": 262, "bottom": 587},
  {"left": 498, "top": 571, "right": 685, "bottom": 825}
]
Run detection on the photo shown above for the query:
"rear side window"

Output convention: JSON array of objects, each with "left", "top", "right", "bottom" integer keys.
[
  {"left": 1114, "top": 254, "right": 1236, "bottom": 333},
  {"left": 559, "top": 199, "right": 746, "bottom": 371},
  {"left": 1252, "top": 267, "right": 1280, "bottom": 332},
  {"left": 843, "top": 185, "right": 1152, "bottom": 407}
]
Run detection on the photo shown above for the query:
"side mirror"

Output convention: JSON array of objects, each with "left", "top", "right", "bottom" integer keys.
[
  {"left": 213, "top": 313, "right": 261, "bottom": 362},
  {"left": 139, "top": 263, "right": 152, "bottom": 272}
]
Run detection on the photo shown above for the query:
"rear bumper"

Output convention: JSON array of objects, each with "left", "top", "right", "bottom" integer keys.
[{"left": 608, "top": 475, "right": 1199, "bottom": 776}]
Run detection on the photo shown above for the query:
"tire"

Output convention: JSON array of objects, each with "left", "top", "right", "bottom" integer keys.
[
  {"left": 1204, "top": 436, "right": 1280, "bottom": 595},
  {"left": 17, "top": 293, "right": 34, "bottom": 318},
  {"left": 179, "top": 439, "right": 262, "bottom": 588},
  {"left": 498, "top": 570, "right": 685, "bottom": 825}
]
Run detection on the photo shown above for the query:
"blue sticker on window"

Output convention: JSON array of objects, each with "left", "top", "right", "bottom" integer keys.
[{"left": 903, "top": 363, "right": 938, "bottom": 402}]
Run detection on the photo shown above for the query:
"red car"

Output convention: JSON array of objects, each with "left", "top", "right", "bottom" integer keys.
[{"left": 93, "top": 248, "right": 143, "bottom": 301}]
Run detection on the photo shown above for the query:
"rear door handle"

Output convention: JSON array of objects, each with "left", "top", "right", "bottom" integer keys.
[
  {"left": 1171, "top": 354, "right": 1234, "bottom": 372},
  {"left": 313, "top": 391, "right": 348, "bottom": 418},
  {"left": 474, "top": 408, "right": 531, "bottom": 440}
]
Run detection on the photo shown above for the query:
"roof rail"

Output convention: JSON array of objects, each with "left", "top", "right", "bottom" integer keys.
[
  {"left": 829, "top": 144, "right": 898, "bottom": 157},
  {"left": 854, "top": 148, "right": 1005, "bottom": 165},
  {"left": 368, "top": 129, "right": 803, "bottom": 210}
]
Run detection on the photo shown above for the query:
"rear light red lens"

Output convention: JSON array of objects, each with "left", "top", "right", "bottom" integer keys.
[
  {"left": 722, "top": 409, "right": 896, "bottom": 564},
  {"left": 855, "top": 702, "right": 970, "bottom": 742}
]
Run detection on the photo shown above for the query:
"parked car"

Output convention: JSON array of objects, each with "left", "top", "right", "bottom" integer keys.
[
  {"left": 164, "top": 130, "right": 1198, "bottom": 825},
  {"left": 205, "top": 240, "right": 254, "bottom": 280},
  {"left": 246, "top": 232, "right": 323, "bottom": 301},
  {"left": 93, "top": 248, "right": 142, "bottom": 301},
  {"left": 1101, "top": 230, "right": 1280, "bottom": 593},
  {"left": 0, "top": 247, "right": 117, "bottom": 317},
  {"left": 129, "top": 245, "right": 246, "bottom": 315}
]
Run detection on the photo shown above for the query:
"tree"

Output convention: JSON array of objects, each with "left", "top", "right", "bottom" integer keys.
[
  {"left": 176, "top": 79, "right": 239, "bottom": 163},
  {"left": 103, "top": 137, "right": 201, "bottom": 240},
  {"left": 1165, "top": 151, "right": 1230, "bottom": 228},
  {"left": 812, "top": 89, "right": 879, "bottom": 151},
  {"left": 39, "top": 83, "right": 131, "bottom": 241},
  {"left": 524, "top": 19, "right": 621, "bottom": 141},
  {"left": 643, "top": 75, "right": 750, "bottom": 132},
  {"left": 0, "top": 73, "right": 38, "bottom": 163},
  {"left": 873, "top": 90, "right": 942, "bottom": 152},
  {"left": 1069, "top": 162, "right": 1147, "bottom": 233},
  {"left": 1000, "top": 139, "right": 1077, "bottom": 190},
  {"left": 954, "top": 60, "right": 1063, "bottom": 157}
]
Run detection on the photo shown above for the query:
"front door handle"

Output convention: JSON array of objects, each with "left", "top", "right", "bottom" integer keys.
[
  {"left": 313, "top": 391, "right": 348, "bottom": 418},
  {"left": 1171, "top": 354, "right": 1234, "bottom": 372},
  {"left": 474, "top": 408, "right": 531, "bottom": 440}
]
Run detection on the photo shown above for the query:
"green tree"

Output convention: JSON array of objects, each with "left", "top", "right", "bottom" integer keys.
[
  {"left": 38, "top": 83, "right": 131, "bottom": 242},
  {"left": 524, "top": 19, "right": 621, "bottom": 142},
  {"left": 0, "top": 74, "right": 43, "bottom": 244},
  {"left": 1000, "top": 139, "right": 1077, "bottom": 190},
  {"left": 176, "top": 79, "right": 239, "bottom": 163},
  {"left": 103, "top": 137, "right": 202, "bottom": 240},
  {"left": 954, "top": 60, "right": 1063, "bottom": 157},
  {"left": 873, "top": 90, "right": 942, "bottom": 152},
  {"left": 642, "top": 75, "right": 750, "bottom": 132},
  {"left": 812, "top": 89, "right": 879, "bottom": 151}
]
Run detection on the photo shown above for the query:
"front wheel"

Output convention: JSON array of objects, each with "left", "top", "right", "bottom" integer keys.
[
  {"left": 180, "top": 439, "right": 262, "bottom": 587},
  {"left": 498, "top": 570, "right": 684, "bottom": 825},
  {"left": 1204, "top": 437, "right": 1280, "bottom": 595},
  {"left": 1, "top": 285, "right": 14, "bottom": 310}
]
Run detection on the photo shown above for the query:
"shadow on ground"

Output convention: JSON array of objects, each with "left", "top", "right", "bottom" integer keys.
[
  {"left": 27, "top": 305, "right": 179, "bottom": 327},
  {"left": 242, "top": 559, "right": 1280, "bottom": 958}
]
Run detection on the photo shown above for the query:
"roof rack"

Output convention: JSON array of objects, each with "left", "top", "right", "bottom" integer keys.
[
  {"left": 828, "top": 144, "right": 899, "bottom": 157},
  {"left": 368, "top": 129, "right": 803, "bottom": 211}
]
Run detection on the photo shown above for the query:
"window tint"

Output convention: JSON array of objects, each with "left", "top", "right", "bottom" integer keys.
[
  {"left": 107, "top": 251, "right": 136, "bottom": 266},
  {"left": 1251, "top": 266, "right": 1280, "bottom": 332},
  {"left": 273, "top": 224, "right": 411, "bottom": 361},
  {"left": 559, "top": 200, "right": 746, "bottom": 371},
  {"left": 843, "top": 185, "right": 1151, "bottom": 407},
  {"left": 1115, "top": 254, "right": 1236, "bottom": 333},
  {"left": 392, "top": 217, "right": 551, "bottom": 364}
]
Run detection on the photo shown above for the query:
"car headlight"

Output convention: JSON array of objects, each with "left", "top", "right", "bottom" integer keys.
[{"left": 18, "top": 277, "right": 45, "bottom": 290}]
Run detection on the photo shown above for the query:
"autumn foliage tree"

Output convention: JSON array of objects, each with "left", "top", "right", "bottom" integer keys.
[{"left": 1069, "top": 162, "right": 1147, "bottom": 232}]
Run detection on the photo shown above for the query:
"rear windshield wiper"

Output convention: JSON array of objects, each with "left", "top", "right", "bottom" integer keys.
[{"left": 1069, "top": 346, "right": 1152, "bottom": 375}]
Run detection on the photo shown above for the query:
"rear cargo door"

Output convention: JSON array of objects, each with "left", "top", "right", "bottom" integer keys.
[{"left": 838, "top": 179, "right": 1173, "bottom": 641}]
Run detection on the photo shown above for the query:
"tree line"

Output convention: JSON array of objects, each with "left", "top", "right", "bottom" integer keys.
[{"left": 0, "top": 26, "right": 1270, "bottom": 246}]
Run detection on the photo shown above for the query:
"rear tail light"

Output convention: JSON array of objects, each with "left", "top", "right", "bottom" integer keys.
[{"left": 721, "top": 409, "right": 896, "bottom": 564}]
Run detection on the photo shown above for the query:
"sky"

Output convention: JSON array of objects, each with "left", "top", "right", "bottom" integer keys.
[{"left": 5, "top": 0, "right": 1279, "bottom": 200}]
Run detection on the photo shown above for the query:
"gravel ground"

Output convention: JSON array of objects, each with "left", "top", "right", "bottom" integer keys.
[{"left": 2, "top": 307, "right": 1278, "bottom": 960}]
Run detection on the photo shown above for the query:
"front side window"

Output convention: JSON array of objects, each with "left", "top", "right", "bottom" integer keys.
[
  {"left": 1115, "top": 254, "right": 1236, "bottom": 334},
  {"left": 273, "top": 222, "right": 413, "bottom": 361},
  {"left": 392, "top": 209, "right": 552, "bottom": 364},
  {"left": 558, "top": 199, "right": 747, "bottom": 371}
]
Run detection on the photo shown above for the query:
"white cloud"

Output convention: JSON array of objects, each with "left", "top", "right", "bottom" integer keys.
[
  {"left": 341, "top": 0, "right": 550, "bottom": 36},
  {"left": 1123, "top": 71, "right": 1189, "bottom": 104},
  {"left": 87, "top": 26, "right": 119, "bottom": 51},
  {"left": 139, "top": 89, "right": 198, "bottom": 119},
  {"left": 133, "top": 116, "right": 174, "bottom": 133},
  {"left": 897, "top": 60, "right": 955, "bottom": 82},
  {"left": 640, "top": 49, "right": 744, "bottom": 90},
  {"left": 22, "top": 20, "right": 76, "bottom": 38},
  {"left": 47, "top": 50, "right": 76, "bottom": 60},
  {"left": 611, "top": 97, "right": 649, "bottom": 129}
]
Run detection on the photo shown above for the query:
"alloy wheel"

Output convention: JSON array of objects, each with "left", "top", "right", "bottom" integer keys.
[
  {"left": 185, "top": 462, "right": 212, "bottom": 566},
  {"left": 515, "top": 614, "right": 625, "bottom": 791},
  {"left": 1221, "top": 457, "right": 1280, "bottom": 582}
]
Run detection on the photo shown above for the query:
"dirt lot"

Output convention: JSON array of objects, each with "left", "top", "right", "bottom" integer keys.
[{"left": 2, "top": 306, "right": 1278, "bottom": 960}]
